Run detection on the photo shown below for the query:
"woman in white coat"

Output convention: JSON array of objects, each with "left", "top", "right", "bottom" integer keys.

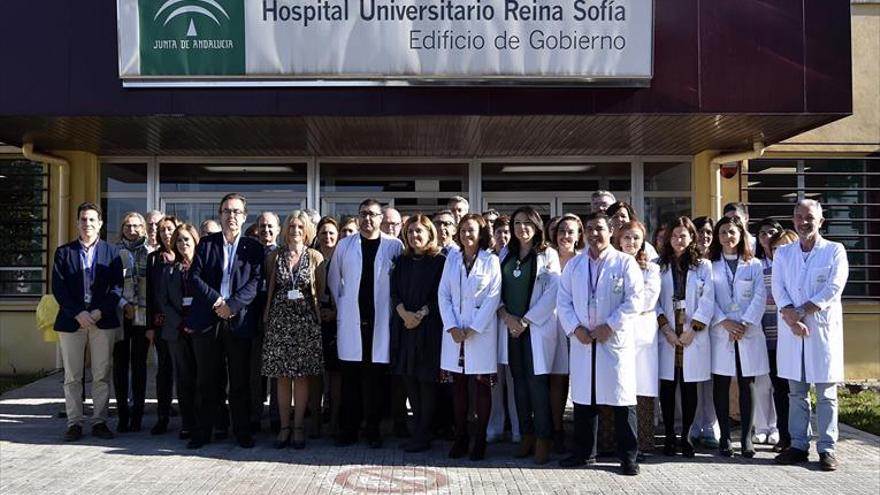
[
  {"left": 548, "top": 214, "right": 586, "bottom": 453},
  {"left": 497, "top": 206, "right": 561, "bottom": 464},
  {"left": 656, "top": 217, "right": 715, "bottom": 458},
  {"left": 708, "top": 216, "right": 768, "bottom": 458},
  {"left": 439, "top": 213, "right": 502, "bottom": 461},
  {"left": 616, "top": 220, "right": 661, "bottom": 456}
]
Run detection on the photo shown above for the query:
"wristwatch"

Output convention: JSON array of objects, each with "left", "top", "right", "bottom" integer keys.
[{"left": 520, "top": 318, "right": 530, "bottom": 330}]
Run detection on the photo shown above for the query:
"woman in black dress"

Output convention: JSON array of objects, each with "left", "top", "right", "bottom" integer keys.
[{"left": 390, "top": 214, "right": 446, "bottom": 453}]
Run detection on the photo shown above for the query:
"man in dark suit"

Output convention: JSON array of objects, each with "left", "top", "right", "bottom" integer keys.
[
  {"left": 52, "top": 202, "right": 123, "bottom": 442},
  {"left": 185, "top": 193, "right": 264, "bottom": 449}
]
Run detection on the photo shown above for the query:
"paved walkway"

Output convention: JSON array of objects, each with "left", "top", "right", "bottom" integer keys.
[{"left": 1, "top": 372, "right": 878, "bottom": 494}]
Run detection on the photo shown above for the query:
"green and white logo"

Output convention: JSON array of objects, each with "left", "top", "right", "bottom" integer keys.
[{"left": 138, "top": 0, "right": 245, "bottom": 76}]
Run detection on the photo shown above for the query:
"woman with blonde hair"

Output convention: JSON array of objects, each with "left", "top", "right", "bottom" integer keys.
[
  {"left": 390, "top": 214, "right": 446, "bottom": 452},
  {"left": 262, "top": 210, "right": 326, "bottom": 449}
]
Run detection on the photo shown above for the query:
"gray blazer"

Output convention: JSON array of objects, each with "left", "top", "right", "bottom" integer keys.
[{"left": 158, "top": 262, "right": 188, "bottom": 342}]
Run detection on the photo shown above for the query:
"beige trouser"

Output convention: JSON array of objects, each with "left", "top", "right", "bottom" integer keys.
[{"left": 58, "top": 327, "right": 116, "bottom": 427}]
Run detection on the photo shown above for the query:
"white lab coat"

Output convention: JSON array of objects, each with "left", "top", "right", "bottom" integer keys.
[
  {"left": 709, "top": 257, "right": 769, "bottom": 377},
  {"left": 327, "top": 233, "right": 403, "bottom": 364},
  {"left": 557, "top": 247, "right": 643, "bottom": 407},
  {"left": 496, "top": 247, "right": 561, "bottom": 375},
  {"left": 657, "top": 258, "right": 715, "bottom": 383},
  {"left": 439, "top": 249, "right": 502, "bottom": 375},
  {"left": 771, "top": 237, "right": 848, "bottom": 384},
  {"left": 635, "top": 261, "right": 662, "bottom": 397}
]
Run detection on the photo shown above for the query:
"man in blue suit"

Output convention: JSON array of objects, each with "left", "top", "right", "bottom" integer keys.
[
  {"left": 52, "top": 202, "right": 123, "bottom": 442},
  {"left": 185, "top": 193, "right": 264, "bottom": 449}
]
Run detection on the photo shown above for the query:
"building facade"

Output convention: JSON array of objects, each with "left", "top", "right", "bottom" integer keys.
[{"left": 0, "top": 0, "right": 876, "bottom": 379}]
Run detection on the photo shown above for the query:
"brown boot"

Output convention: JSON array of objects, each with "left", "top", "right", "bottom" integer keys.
[
  {"left": 515, "top": 433, "right": 536, "bottom": 458},
  {"left": 534, "top": 438, "right": 552, "bottom": 465}
]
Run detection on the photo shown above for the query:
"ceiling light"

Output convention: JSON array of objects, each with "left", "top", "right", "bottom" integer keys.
[
  {"left": 755, "top": 167, "right": 797, "bottom": 175},
  {"left": 203, "top": 165, "right": 294, "bottom": 173},
  {"left": 500, "top": 165, "right": 594, "bottom": 173}
]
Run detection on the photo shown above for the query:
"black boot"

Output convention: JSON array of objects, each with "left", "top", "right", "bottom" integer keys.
[{"left": 448, "top": 435, "right": 469, "bottom": 459}]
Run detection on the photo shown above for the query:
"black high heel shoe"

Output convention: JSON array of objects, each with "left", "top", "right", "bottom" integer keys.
[
  {"left": 275, "top": 427, "right": 292, "bottom": 449},
  {"left": 292, "top": 426, "right": 306, "bottom": 450}
]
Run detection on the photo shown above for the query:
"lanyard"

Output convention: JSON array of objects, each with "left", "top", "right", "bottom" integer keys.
[
  {"left": 725, "top": 258, "right": 737, "bottom": 296},
  {"left": 587, "top": 256, "right": 604, "bottom": 299}
]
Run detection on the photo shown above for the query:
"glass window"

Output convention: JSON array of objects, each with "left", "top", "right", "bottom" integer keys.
[
  {"left": 482, "top": 162, "right": 630, "bottom": 193},
  {"left": 101, "top": 162, "right": 148, "bottom": 241},
  {"left": 320, "top": 163, "right": 468, "bottom": 193},
  {"left": 0, "top": 159, "right": 48, "bottom": 297},
  {"left": 744, "top": 158, "right": 880, "bottom": 300},
  {"left": 644, "top": 161, "right": 693, "bottom": 240},
  {"left": 160, "top": 162, "right": 307, "bottom": 193}
]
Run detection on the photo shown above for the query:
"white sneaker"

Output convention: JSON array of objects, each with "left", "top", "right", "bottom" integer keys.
[
  {"left": 752, "top": 432, "right": 768, "bottom": 445},
  {"left": 767, "top": 431, "right": 780, "bottom": 445}
]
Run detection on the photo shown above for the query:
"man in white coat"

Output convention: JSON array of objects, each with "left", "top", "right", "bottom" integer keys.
[
  {"left": 327, "top": 198, "right": 404, "bottom": 448},
  {"left": 557, "top": 212, "right": 643, "bottom": 476},
  {"left": 772, "top": 200, "right": 848, "bottom": 471}
]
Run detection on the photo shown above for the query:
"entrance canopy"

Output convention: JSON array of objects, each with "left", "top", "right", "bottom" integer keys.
[{"left": 0, "top": 0, "right": 852, "bottom": 156}]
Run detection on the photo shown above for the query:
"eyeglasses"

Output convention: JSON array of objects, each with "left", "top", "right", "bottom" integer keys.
[
  {"left": 358, "top": 211, "right": 381, "bottom": 219},
  {"left": 221, "top": 208, "right": 246, "bottom": 216}
]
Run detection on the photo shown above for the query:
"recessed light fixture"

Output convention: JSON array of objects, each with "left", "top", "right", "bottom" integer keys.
[
  {"left": 500, "top": 165, "right": 594, "bottom": 173},
  {"left": 203, "top": 165, "right": 294, "bottom": 173}
]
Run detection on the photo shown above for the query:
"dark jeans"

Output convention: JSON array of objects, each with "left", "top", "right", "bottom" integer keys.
[
  {"left": 660, "top": 367, "right": 698, "bottom": 442},
  {"left": 508, "top": 331, "right": 553, "bottom": 439},
  {"left": 154, "top": 337, "right": 174, "bottom": 418},
  {"left": 452, "top": 373, "right": 491, "bottom": 440},
  {"left": 573, "top": 403, "right": 638, "bottom": 464},
  {"left": 249, "top": 327, "right": 265, "bottom": 424},
  {"left": 767, "top": 349, "right": 791, "bottom": 444},
  {"left": 191, "top": 323, "right": 253, "bottom": 443},
  {"left": 167, "top": 334, "right": 197, "bottom": 433},
  {"left": 113, "top": 319, "right": 149, "bottom": 421},
  {"left": 713, "top": 343, "right": 755, "bottom": 449},
  {"left": 340, "top": 361, "right": 388, "bottom": 441},
  {"left": 404, "top": 376, "right": 437, "bottom": 443}
]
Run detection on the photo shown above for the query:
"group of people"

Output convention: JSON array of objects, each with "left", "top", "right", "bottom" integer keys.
[{"left": 51, "top": 190, "right": 848, "bottom": 476}]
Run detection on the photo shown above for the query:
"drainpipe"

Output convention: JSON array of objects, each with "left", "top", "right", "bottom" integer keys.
[
  {"left": 709, "top": 141, "right": 765, "bottom": 218},
  {"left": 21, "top": 143, "right": 69, "bottom": 370}
]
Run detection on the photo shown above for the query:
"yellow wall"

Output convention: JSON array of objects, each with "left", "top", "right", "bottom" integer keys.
[{"left": 0, "top": 149, "right": 99, "bottom": 375}]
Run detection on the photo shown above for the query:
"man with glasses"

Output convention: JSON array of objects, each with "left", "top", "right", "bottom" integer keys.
[
  {"left": 52, "top": 202, "right": 123, "bottom": 441},
  {"left": 433, "top": 210, "right": 459, "bottom": 256},
  {"left": 114, "top": 212, "right": 151, "bottom": 433},
  {"left": 446, "top": 196, "right": 470, "bottom": 224},
  {"left": 381, "top": 206, "right": 403, "bottom": 239},
  {"left": 185, "top": 193, "right": 264, "bottom": 449},
  {"left": 328, "top": 198, "right": 403, "bottom": 448}
]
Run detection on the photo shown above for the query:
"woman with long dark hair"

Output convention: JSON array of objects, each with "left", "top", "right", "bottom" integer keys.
[
  {"left": 656, "top": 217, "right": 714, "bottom": 457},
  {"left": 497, "top": 206, "right": 561, "bottom": 464},
  {"left": 707, "top": 216, "right": 768, "bottom": 458}
]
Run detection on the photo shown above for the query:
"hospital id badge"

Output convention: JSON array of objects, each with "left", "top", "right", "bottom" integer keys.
[
  {"left": 727, "top": 303, "right": 740, "bottom": 312},
  {"left": 588, "top": 296, "right": 598, "bottom": 327},
  {"left": 84, "top": 293, "right": 92, "bottom": 304},
  {"left": 287, "top": 289, "right": 304, "bottom": 300},
  {"left": 182, "top": 297, "right": 193, "bottom": 307}
]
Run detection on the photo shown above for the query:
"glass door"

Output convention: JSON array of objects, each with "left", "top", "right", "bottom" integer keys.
[{"left": 160, "top": 196, "right": 305, "bottom": 229}]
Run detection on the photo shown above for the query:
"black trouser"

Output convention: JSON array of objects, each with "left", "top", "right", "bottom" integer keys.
[
  {"left": 154, "top": 337, "right": 174, "bottom": 418},
  {"left": 573, "top": 403, "right": 638, "bottom": 464},
  {"left": 113, "top": 319, "right": 149, "bottom": 421},
  {"left": 404, "top": 376, "right": 437, "bottom": 443},
  {"left": 660, "top": 367, "right": 698, "bottom": 442},
  {"left": 508, "top": 330, "right": 553, "bottom": 439},
  {"left": 713, "top": 343, "right": 755, "bottom": 450},
  {"left": 340, "top": 361, "right": 388, "bottom": 441},
  {"left": 249, "top": 327, "right": 265, "bottom": 425},
  {"left": 191, "top": 323, "right": 252, "bottom": 442},
  {"left": 391, "top": 374, "right": 409, "bottom": 426},
  {"left": 452, "top": 373, "right": 491, "bottom": 440},
  {"left": 767, "top": 348, "right": 790, "bottom": 444},
  {"left": 167, "top": 334, "right": 197, "bottom": 433}
]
